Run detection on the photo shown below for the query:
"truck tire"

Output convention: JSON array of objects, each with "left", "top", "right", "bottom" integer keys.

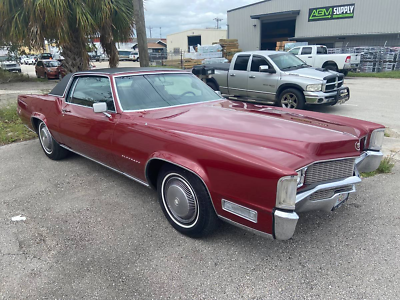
[
  {"left": 325, "top": 63, "right": 338, "bottom": 72},
  {"left": 279, "top": 88, "right": 305, "bottom": 110},
  {"left": 207, "top": 81, "right": 218, "bottom": 91}
]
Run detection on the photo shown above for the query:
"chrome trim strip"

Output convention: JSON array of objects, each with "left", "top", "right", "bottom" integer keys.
[
  {"left": 112, "top": 72, "right": 223, "bottom": 113},
  {"left": 60, "top": 145, "right": 149, "bottom": 187},
  {"left": 228, "top": 87, "right": 247, "bottom": 92},
  {"left": 218, "top": 216, "right": 273, "bottom": 239},
  {"left": 144, "top": 157, "right": 218, "bottom": 215},
  {"left": 296, "top": 176, "right": 361, "bottom": 204},
  {"left": 24, "top": 124, "right": 36, "bottom": 134},
  {"left": 247, "top": 90, "right": 276, "bottom": 95}
]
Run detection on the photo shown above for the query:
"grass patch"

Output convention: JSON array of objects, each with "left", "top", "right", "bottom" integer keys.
[
  {"left": 0, "top": 69, "right": 43, "bottom": 84},
  {"left": 347, "top": 71, "right": 400, "bottom": 79},
  {"left": 361, "top": 154, "right": 396, "bottom": 178},
  {"left": 384, "top": 132, "right": 390, "bottom": 137},
  {"left": 0, "top": 104, "right": 37, "bottom": 146}
]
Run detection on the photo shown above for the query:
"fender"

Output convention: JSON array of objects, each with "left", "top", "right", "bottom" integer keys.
[
  {"left": 145, "top": 151, "right": 211, "bottom": 190},
  {"left": 276, "top": 83, "right": 304, "bottom": 100},
  {"left": 30, "top": 113, "right": 47, "bottom": 132}
]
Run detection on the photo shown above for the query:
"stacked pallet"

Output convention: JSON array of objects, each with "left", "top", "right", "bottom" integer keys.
[
  {"left": 219, "top": 39, "right": 241, "bottom": 62},
  {"left": 163, "top": 58, "right": 203, "bottom": 69}
]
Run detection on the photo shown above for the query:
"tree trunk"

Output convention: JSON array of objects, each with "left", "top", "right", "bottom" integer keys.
[
  {"left": 100, "top": 25, "right": 119, "bottom": 68},
  {"left": 133, "top": 0, "right": 149, "bottom": 67},
  {"left": 61, "top": 30, "right": 89, "bottom": 73}
]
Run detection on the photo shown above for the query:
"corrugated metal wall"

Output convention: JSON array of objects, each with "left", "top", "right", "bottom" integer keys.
[{"left": 228, "top": 0, "right": 400, "bottom": 51}]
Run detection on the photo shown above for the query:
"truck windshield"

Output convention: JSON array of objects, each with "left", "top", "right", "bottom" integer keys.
[
  {"left": 115, "top": 73, "right": 221, "bottom": 111},
  {"left": 269, "top": 53, "right": 308, "bottom": 71}
]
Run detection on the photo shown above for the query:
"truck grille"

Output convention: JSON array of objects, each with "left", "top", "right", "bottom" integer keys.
[
  {"left": 304, "top": 158, "right": 355, "bottom": 185},
  {"left": 325, "top": 75, "right": 344, "bottom": 91},
  {"left": 309, "top": 185, "right": 354, "bottom": 201}
]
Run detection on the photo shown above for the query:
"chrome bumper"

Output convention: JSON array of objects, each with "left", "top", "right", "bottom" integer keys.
[
  {"left": 304, "top": 87, "right": 349, "bottom": 105},
  {"left": 355, "top": 150, "right": 383, "bottom": 173}
]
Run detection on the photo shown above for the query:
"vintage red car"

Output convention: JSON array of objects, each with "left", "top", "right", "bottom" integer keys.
[{"left": 17, "top": 68, "right": 385, "bottom": 240}]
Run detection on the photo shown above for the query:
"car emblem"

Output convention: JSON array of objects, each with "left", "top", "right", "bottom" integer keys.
[{"left": 355, "top": 141, "right": 361, "bottom": 151}]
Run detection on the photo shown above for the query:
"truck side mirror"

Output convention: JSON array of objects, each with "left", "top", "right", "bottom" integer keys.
[{"left": 259, "top": 65, "right": 276, "bottom": 74}]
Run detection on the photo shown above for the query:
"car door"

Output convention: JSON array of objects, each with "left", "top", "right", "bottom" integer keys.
[
  {"left": 297, "top": 47, "right": 314, "bottom": 66},
  {"left": 57, "top": 75, "right": 120, "bottom": 169},
  {"left": 36, "top": 61, "right": 44, "bottom": 77},
  {"left": 247, "top": 55, "right": 279, "bottom": 102},
  {"left": 227, "top": 54, "right": 250, "bottom": 97}
]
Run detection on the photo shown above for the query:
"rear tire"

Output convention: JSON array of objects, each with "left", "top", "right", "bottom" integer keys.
[
  {"left": 279, "top": 88, "right": 305, "bottom": 109},
  {"left": 38, "top": 121, "right": 69, "bottom": 160},
  {"left": 325, "top": 63, "right": 338, "bottom": 72},
  {"left": 157, "top": 165, "right": 219, "bottom": 237}
]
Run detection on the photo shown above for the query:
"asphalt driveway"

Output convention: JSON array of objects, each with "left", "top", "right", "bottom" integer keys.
[{"left": 1, "top": 140, "right": 399, "bottom": 299}]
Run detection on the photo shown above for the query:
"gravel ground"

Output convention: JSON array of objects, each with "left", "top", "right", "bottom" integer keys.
[{"left": 1, "top": 139, "right": 399, "bottom": 300}]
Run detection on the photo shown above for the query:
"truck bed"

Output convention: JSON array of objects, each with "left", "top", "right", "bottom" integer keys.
[{"left": 203, "top": 63, "right": 230, "bottom": 71}]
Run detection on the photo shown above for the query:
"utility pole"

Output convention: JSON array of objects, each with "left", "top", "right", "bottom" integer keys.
[
  {"left": 148, "top": 26, "right": 152, "bottom": 38},
  {"left": 160, "top": 27, "right": 162, "bottom": 39},
  {"left": 213, "top": 18, "right": 223, "bottom": 29},
  {"left": 133, "top": 0, "right": 149, "bottom": 67}
]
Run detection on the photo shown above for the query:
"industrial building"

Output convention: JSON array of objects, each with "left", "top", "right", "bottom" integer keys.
[
  {"left": 227, "top": 0, "right": 400, "bottom": 51},
  {"left": 167, "top": 29, "right": 227, "bottom": 54}
]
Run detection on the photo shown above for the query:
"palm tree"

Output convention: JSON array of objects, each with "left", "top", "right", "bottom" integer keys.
[{"left": 0, "top": 0, "right": 134, "bottom": 72}]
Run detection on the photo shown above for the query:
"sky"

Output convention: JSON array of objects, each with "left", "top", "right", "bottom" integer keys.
[{"left": 143, "top": 0, "right": 261, "bottom": 38}]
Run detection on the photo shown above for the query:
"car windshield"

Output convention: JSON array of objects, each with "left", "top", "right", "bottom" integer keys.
[
  {"left": 269, "top": 53, "right": 308, "bottom": 70},
  {"left": 41, "top": 54, "right": 52, "bottom": 59},
  {"left": 115, "top": 73, "right": 221, "bottom": 111},
  {"left": 44, "top": 61, "right": 60, "bottom": 67}
]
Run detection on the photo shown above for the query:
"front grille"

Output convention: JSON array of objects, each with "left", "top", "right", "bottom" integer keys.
[
  {"left": 324, "top": 75, "right": 344, "bottom": 91},
  {"left": 304, "top": 158, "right": 355, "bottom": 185},
  {"left": 309, "top": 185, "right": 354, "bottom": 201}
]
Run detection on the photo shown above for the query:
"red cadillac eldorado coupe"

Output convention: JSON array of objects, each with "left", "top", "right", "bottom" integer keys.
[{"left": 17, "top": 68, "right": 385, "bottom": 240}]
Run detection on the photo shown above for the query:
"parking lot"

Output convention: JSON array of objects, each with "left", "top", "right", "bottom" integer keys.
[{"left": 1, "top": 74, "right": 400, "bottom": 299}]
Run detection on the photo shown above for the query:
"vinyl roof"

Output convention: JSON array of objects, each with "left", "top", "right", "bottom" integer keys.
[{"left": 75, "top": 67, "right": 181, "bottom": 74}]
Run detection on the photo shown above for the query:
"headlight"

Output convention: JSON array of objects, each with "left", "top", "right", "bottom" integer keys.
[
  {"left": 368, "top": 128, "right": 385, "bottom": 151},
  {"left": 276, "top": 176, "right": 297, "bottom": 210},
  {"left": 47, "top": 68, "right": 52, "bottom": 72},
  {"left": 296, "top": 168, "right": 306, "bottom": 188},
  {"left": 306, "top": 84, "right": 322, "bottom": 92}
]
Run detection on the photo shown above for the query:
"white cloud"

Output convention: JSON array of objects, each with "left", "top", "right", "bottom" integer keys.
[{"left": 143, "top": 0, "right": 260, "bottom": 37}]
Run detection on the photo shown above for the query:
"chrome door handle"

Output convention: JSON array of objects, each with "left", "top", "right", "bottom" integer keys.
[
  {"left": 308, "top": 56, "right": 312, "bottom": 58},
  {"left": 229, "top": 74, "right": 236, "bottom": 76},
  {"left": 249, "top": 75, "right": 256, "bottom": 78},
  {"left": 62, "top": 109, "right": 71, "bottom": 113}
]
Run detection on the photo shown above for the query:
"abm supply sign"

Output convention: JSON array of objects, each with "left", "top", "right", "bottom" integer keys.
[{"left": 309, "top": 4, "right": 355, "bottom": 22}]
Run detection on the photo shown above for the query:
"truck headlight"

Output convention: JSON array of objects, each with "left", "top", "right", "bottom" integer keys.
[
  {"left": 276, "top": 176, "right": 297, "bottom": 210},
  {"left": 306, "top": 84, "right": 322, "bottom": 92},
  {"left": 368, "top": 128, "right": 385, "bottom": 151}
]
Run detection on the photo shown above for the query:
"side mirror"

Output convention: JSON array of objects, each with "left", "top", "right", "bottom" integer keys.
[
  {"left": 215, "top": 90, "right": 222, "bottom": 97},
  {"left": 93, "top": 102, "right": 107, "bottom": 113},
  {"left": 260, "top": 65, "right": 276, "bottom": 74}
]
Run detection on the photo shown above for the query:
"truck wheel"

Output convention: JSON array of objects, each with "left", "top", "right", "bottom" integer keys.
[
  {"left": 342, "top": 70, "right": 349, "bottom": 76},
  {"left": 207, "top": 81, "right": 218, "bottom": 91},
  {"left": 325, "top": 63, "right": 338, "bottom": 72},
  {"left": 157, "top": 164, "right": 219, "bottom": 237},
  {"left": 279, "top": 88, "right": 305, "bottom": 110}
]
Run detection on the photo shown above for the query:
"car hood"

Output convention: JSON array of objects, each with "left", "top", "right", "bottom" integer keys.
[
  {"left": 140, "top": 100, "right": 366, "bottom": 171},
  {"left": 283, "top": 67, "right": 338, "bottom": 81}
]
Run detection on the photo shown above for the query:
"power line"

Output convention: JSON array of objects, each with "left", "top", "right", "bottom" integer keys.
[{"left": 213, "top": 18, "right": 223, "bottom": 29}]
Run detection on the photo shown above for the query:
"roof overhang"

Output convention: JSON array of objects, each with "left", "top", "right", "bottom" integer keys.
[{"left": 251, "top": 10, "right": 300, "bottom": 23}]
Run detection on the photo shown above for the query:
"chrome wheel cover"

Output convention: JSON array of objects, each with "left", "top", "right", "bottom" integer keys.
[
  {"left": 39, "top": 123, "right": 53, "bottom": 154},
  {"left": 281, "top": 93, "right": 298, "bottom": 109},
  {"left": 161, "top": 174, "right": 199, "bottom": 228}
]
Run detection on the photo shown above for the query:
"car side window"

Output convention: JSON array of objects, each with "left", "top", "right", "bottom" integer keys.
[
  {"left": 66, "top": 76, "right": 115, "bottom": 111},
  {"left": 250, "top": 55, "right": 271, "bottom": 72},
  {"left": 300, "top": 47, "right": 312, "bottom": 55},
  {"left": 37, "top": 61, "right": 42, "bottom": 67},
  {"left": 233, "top": 55, "right": 250, "bottom": 71},
  {"left": 289, "top": 48, "right": 300, "bottom": 55}
]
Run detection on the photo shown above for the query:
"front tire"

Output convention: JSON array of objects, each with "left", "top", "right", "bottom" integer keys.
[
  {"left": 279, "top": 88, "right": 305, "bottom": 109},
  {"left": 38, "top": 121, "right": 69, "bottom": 160},
  {"left": 157, "top": 165, "right": 219, "bottom": 237}
]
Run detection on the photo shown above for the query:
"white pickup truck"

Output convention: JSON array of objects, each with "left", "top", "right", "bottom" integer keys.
[{"left": 288, "top": 45, "right": 360, "bottom": 75}]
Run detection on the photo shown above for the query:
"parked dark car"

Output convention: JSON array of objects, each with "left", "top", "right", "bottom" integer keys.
[
  {"left": 38, "top": 53, "right": 53, "bottom": 60},
  {"left": 35, "top": 59, "right": 61, "bottom": 79}
]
